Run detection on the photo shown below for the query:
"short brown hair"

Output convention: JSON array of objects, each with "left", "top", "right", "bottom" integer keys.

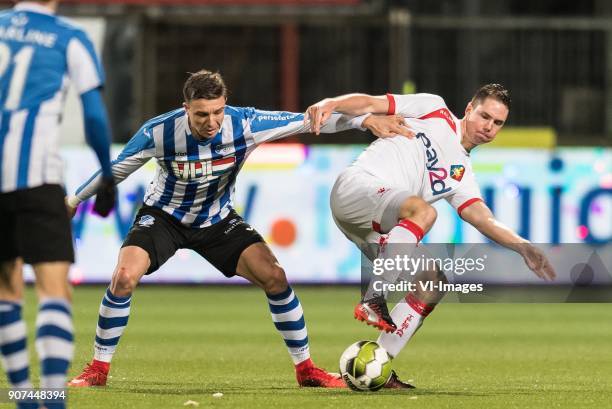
[
  {"left": 471, "top": 83, "right": 511, "bottom": 110},
  {"left": 183, "top": 70, "right": 228, "bottom": 102}
]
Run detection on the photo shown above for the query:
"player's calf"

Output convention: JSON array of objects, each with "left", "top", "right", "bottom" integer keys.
[{"left": 413, "top": 268, "right": 448, "bottom": 304}]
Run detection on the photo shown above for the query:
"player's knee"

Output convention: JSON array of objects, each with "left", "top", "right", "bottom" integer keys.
[
  {"left": 421, "top": 205, "right": 438, "bottom": 231},
  {"left": 398, "top": 196, "right": 428, "bottom": 219},
  {"left": 112, "top": 266, "right": 141, "bottom": 294},
  {"left": 261, "top": 265, "right": 288, "bottom": 295},
  {"left": 398, "top": 197, "right": 437, "bottom": 232}
]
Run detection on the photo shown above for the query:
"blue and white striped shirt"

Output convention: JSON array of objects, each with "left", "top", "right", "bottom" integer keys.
[
  {"left": 0, "top": 2, "right": 105, "bottom": 192},
  {"left": 75, "top": 106, "right": 359, "bottom": 228}
]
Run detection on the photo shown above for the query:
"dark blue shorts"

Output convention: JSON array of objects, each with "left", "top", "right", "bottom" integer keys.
[{"left": 122, "top": 205, "right": 264, "bottom": 276}]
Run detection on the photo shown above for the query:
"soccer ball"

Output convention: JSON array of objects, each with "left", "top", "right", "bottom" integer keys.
[{"left": 339, "top": 340, "right": 392, "bottom": 391}]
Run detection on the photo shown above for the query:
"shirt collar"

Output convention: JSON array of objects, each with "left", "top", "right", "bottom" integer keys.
[
  {"left": 14, "top": 2, "right": 55, "bottom": 15},
  {"left": 183, "top": 110, "right": 192, "bottom": 137}
]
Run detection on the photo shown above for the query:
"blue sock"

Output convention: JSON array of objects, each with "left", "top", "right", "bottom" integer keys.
[
  {"left": 0, "top": 301, "right": 37, "bottom": 409},
  {"left": 36, "top": 298, "right": 74, "bottom": 409},
  {"left": 94, "top": 288, "right": 131, "bottom": 363},
  {"left": 267, "top": 287, "right": 310, "bottom": 365}
]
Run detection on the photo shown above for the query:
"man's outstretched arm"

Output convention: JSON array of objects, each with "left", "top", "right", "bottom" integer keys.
[
  {"left": 460, "top": 200, "right": 556, "bottom": 281},
  {"left": 245, "top": 108, "right": 407, "bottom": 145},
  {"left": 306, "top": 93, "right": 444, "bottom": 135},
  {"left": 306, "top": 94, "right": 389, "bottom": 134},
  {"left": 66, "top": 128, "right": 155, "bottom": 216}
]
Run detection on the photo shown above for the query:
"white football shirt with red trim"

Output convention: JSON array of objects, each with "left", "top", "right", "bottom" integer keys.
[{"left": 352, "top": 93, "right": 482, "bottom": 215}]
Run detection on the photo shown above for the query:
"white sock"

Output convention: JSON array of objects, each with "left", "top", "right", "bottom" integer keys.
[
  {"left": 365, "top": 219, "right": 424, "bottom": 301},
  {"left": 377, "top": 293, "right": 433, "bottom": 357}
]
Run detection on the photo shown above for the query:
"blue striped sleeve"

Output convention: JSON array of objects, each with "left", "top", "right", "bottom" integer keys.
[
  {"left": 244, "top": 107, "right": 361, "bottom": 145},
  {"left": 249, "top": 109, "right": 304, "bottom": 133},
  {"left": 75, "top": 127, "right": 155, "bottom": 200},
  {"left": 245, "top": 108, "right": 306, "bottom": 144}
]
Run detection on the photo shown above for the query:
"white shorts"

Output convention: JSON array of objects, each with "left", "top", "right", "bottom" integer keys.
[{"left": 330, "top": 166, "right": 416, "bottom": 258}]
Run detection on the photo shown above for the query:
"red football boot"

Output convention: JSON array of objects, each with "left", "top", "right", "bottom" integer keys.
[
  {"left": 68, "top": 360, "right": 110, "bottom": 387},
  {"left": 295, "top": 359, "right": 346, "bottom": 388},
  {"left": 384, "top": 370, "right": 416, "bottom": 389},
  {"left": 354, "top": 296, "right": 397, "bottom": 333}
]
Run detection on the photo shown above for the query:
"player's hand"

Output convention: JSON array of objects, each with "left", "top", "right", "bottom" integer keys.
[
  {"left": 65, "top": 197, "right": 78, "bottom": 219},
  {"left": 363, "top": 114, "right": 415, "bottom": 139},
  {"left": 305, "top": 98, "right": 337, "bottom": 135},
  {"left": 521, "top": 244, "right": 556, "bottom": 281},
  {"left": 93, "top": 176, "right": 117, "bottom": 217}
]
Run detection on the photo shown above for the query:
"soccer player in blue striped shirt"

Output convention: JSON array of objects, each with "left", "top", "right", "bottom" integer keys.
[
  {"left": 0, "top": 2, "right": 115, "bottom": 408},
  {"left": 66, "top": 69, "right": 408, "bottom": 389}
]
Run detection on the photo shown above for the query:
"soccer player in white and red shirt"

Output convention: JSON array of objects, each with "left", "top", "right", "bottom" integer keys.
[{"left": 307, "top": 84, "right": 556, "bottom": 388}]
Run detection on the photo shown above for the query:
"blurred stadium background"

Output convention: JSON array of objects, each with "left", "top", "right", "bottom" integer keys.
[{"left": 0, "top": 1, "right": 610, "bottom": 407}]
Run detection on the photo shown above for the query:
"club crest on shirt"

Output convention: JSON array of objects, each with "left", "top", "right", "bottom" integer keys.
[
  {"left": 450, "top": 164, "right": 465, "bottom": 181},
  {"left": 137, "top": 215, "right": 155, "bottom": 227},
  {"left": 214, "top": 144, "right": 233, "bottom": 154}
]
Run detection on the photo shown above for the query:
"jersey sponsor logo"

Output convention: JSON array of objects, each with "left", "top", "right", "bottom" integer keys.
[
  {"left": 172, "top": 161, "right": 205, "bottom": 179},
  {"left": 211, "top": 157, "right": 235, "bottom": 176},
  {"left": 137, "top": 215, "right": 155, "bottom": 227},
  {"left": 377, "top": 187, "right": 389, "bottom": 196},
  {"left": 416, "top": 132, "right": 451, "bottom": 196},
  {"left": 450, "top": 164, "right": 465, "bottom": 181},
  {"left": 170, "top": 157, "right": 236, "bottom": 180},
  {"left": 255, "top": 113, "right": 300, "bottom": 122}
]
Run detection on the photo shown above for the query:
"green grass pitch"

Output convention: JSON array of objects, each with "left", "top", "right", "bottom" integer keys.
[{"left": 3, "top": 286, "right": 611, "bottom": 408}]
